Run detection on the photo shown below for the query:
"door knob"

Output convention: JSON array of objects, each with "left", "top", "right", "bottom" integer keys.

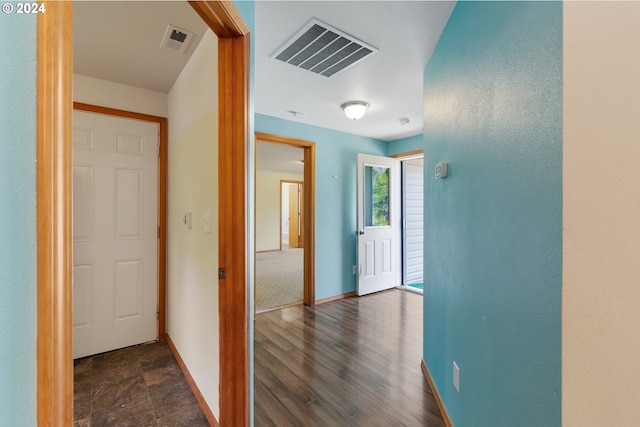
[{"left": 358, "top": 230, "right": 365, "bottom": 235}]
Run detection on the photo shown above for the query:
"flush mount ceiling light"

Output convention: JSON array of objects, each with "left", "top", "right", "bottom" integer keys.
[{"left": 341, "top": 101, "right": 369, "bottom": 120}]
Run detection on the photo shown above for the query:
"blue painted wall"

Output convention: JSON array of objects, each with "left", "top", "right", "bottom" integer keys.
[
  {"left": 422, "top": 2, "right": 562, "bottom": 426},
  {"left": 0, "top": 13, "right": 37, "bottom": 425},
  {"left": 256, "top": 114, "right": 387, "bottom": 299},
  {"left": 387, "top": 134, "right": 423, "bottom": 156}
]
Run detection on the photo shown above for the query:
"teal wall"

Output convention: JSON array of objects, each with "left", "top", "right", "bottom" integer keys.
[
  {"left": 255, "top": 114, "right": 387, "bottom": 299},
  {"left": 387, "top": 134, "right": 423, "bottom": 156},
  {"left": 422, "top": 2, "right": 562, "bottom": 426},
  {"left": 0, "top": 13, "right": 37, "bottom": 425}
]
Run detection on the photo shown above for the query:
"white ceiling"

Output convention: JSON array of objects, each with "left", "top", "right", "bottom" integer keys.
[
  {"left": 256, "top": 141, "right": 304, "bottom": 174},
  {"left": 73, "top": 1, "right": 455, "bottom": 170},
  {"left": 73, "top": 1, "right": 208, "bottom": 93},
  {"left": 255, "top": 1, "right": 455, "bottom": 141}
]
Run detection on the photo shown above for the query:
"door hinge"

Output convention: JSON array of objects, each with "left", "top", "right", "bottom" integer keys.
[
  {"left": 158, "top": 142, "right": 161, "bottom": 158},
  {"left": 156, "top": 306, "right": 159, "bottom": 319},
  {"left": 218, "top": 267, "right": 226, "bottom": 280},
  {"left": 158, "top": 225, "right": 160, "bottom": 239}
]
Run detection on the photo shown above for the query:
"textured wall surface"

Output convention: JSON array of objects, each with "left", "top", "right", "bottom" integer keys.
[
  {"left": 255, "top": 171, "right": 304, "bottom": 252},
  {"left": 563, "top": 2, "right": 640, "bottom": 425},
  {"left": 387, "top": 134, "right": 423, "bottom": 157},
  {"left": 422, "top": 2, "right": 562, "bottom": 426},
  {"left": 73, "top": 74, "right": 168, "bottom": 117},
  {"left": 255, "top": 114, "right": 387, "bottom": 300},
  {"left": 167, "top": 30, "right": 220, "bottom": 418},
  {"left": 0, "top": 13, "right": 37, "bottom": 426}
]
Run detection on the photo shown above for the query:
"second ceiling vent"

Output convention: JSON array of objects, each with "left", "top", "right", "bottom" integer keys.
[{"left": 272, "top": 19, "right": 378, "bottom": 78}]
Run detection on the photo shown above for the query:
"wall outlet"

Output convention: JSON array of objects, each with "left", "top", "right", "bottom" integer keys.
[
  {"left": 353, "top": 265, "right": 357, "bottom": 275},
  {"left": 453, "top": 361, "right": 460, "bottom": 393}
]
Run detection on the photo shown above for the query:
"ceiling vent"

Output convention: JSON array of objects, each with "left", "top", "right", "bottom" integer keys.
[
  {"left": 271, "top": 19, "right": 378, "bottom": 77},
  {"left": 160, "top": 25, "right": 194, "bottom": 54}
]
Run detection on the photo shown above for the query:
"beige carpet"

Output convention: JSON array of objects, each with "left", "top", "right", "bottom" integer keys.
[{"left": 256, "top": 248, "right": 303, "bottom": 312}]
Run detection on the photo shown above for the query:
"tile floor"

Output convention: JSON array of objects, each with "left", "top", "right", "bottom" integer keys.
[{"left": 74, "top": 341, "right": 209, "bottom": 427}]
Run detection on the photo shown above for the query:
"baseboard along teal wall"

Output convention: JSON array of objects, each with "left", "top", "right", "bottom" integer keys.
[{"left": 255, "top": 114, "right": 388, "bottom": 300}]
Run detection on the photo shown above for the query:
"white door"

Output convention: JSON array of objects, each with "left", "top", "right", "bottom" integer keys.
[
  {"left": 72, "top": 110, "right": 159, "bottom": 359},
  {"left": 402, "top": 158, "right": 424, "bottom": 286},
  {"left": 356, "top": 153, "right": 400, "bottom": 296}
]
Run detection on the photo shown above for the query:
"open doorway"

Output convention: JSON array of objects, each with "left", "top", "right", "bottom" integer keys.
[
  {"left": 399, "top": 155, "right": 424, "bottom": 293},
  {"left": 254, "top": 133, "right": 316, "bottom": 314},
  {"left": 36, "top": 2, "right": 250, "bottom": 426},
  {"left": 255, "top": 142, "right": 304, "bottom": 312}
]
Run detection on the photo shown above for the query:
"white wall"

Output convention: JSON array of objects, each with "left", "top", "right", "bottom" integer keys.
[
  {"left": 73, "top": 74, "right": 168, "bottom": 117},
  {"left": 166, "top": 29, "right": 220, "bottom": 418},
  {"left": 256, "top": 171, "right": 303, "bottom": 251},
  {"left": 564, "top": 3, "right": 640, "bottom": 425}
]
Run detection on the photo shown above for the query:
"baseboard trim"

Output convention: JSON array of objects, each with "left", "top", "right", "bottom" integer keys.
[
  {"left": 421, "top": 359, "right": 453, "bottom": 427},
  {"left": 315, "top": 291, "right": 356, "bottom": 305},
  {"left": 166, "top": 334, "right": 219, "bottom": 427},
  {"left": 256, "top": 249, "right": 281, "bottom": 253}
]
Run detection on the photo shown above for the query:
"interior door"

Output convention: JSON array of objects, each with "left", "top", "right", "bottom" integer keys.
[
  {"left": 288, "top": 183, "right": 300, "bottom": 248},
  {"left": 72, "top": 110, "right": 159, "bottom": 359},
  {"left": 356, "top": 153, "right": 400, "bottom": 296}
]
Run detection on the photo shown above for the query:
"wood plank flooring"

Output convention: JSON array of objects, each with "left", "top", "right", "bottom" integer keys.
[{"left": 254, "top": 289, "right": 445, "bottom": 427}]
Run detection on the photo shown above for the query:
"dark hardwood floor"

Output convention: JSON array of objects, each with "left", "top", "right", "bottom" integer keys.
[{"left": 254, "top": 289, "right": 445, "bottom": 427}]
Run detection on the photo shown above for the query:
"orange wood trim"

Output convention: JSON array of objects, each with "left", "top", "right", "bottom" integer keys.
[
  {"left": 72, "top": 102, "right": 166, "bottom": 124},
  {"left": 218, "top": 33, "right": 250, "bottom": 427},
  {"left": 421, "top": 359, "right": 454, "bottom": 427},
  {"left": 390, "top": 149, "right": 424, "bottom": 158},
  {"left": 315, "top": 291, "right": 356, "bottom": 306},
  {"left": 38, "top": 2, "right": 249, "bottom": 427},
  {"left": 189, "top": 1, "right": 249, "bottom": 38},
  {"left": 280, "top": 180, "right": 304, "bottom": 249},
  {"left": 256, "top": 132, "right": 316, "bottom": 148},
  {"left": 36, "top": 3, "right": 73, "bottom": 426},
  {"left": 166, "top": 335, "right": 220, "bottom": 426},
  {"left": 255, "top": 133, "right": 316, "bottom": 306},
  {"left": 73, "top": 102, "right": 168, "bottom": 341},
  {"left": 304, "top": 143, "right": 316, "bottom": 306}
]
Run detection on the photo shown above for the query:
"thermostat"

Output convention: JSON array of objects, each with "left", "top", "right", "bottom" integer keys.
[{"left": 435, "top": 162, "right": 448, "bottom": 179}]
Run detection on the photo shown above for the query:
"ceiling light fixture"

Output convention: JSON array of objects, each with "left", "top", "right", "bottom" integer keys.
[{"left": 341, "top": 101, "right": 369, "bottom": 120}]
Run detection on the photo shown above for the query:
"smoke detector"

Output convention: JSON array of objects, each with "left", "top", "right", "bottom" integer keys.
[{"left": 160, "top": 25, "right": 194, "bottom": 54}]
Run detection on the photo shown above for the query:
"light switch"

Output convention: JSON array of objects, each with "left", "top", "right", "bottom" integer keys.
[
  {"left": 203, "top": 211, "right": 211, "bottom": 233},
  {"left": 183, "top": 212, "right": 192, "bottom": 229}
]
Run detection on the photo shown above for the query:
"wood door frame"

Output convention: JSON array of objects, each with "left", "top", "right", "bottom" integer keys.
[
  {"left": 73, "top": 102, "right": 168, "bottom": 343},
  {"left": 281, "top": 179, "right": 304, "bottom": 249},
  {"left": 255, "top": 132, "right": 316, "bottom": 307},
  {"left": 36, "top": 2, "right": 250, "bottom": 426}
]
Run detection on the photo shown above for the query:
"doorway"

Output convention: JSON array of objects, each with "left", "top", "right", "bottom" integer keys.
[
  {"left": 400, "top": 156, "right": 424, "bottom": 293},
  {"left": 254, "top": 143, "right": 304, "bottom": 312},
  {"left": 283, "top": 181, "right": 304, "bottom": 249},
  {"left": 254, "top": 132, "right": 316, "bottom": 312},
  {"left": 36, "top": 2, "right": 250, "bottom": 426}
]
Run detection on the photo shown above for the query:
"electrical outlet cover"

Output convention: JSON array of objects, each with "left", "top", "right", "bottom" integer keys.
[{"left": 453, "top": 361, "right": 460, "bottom": 392}]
